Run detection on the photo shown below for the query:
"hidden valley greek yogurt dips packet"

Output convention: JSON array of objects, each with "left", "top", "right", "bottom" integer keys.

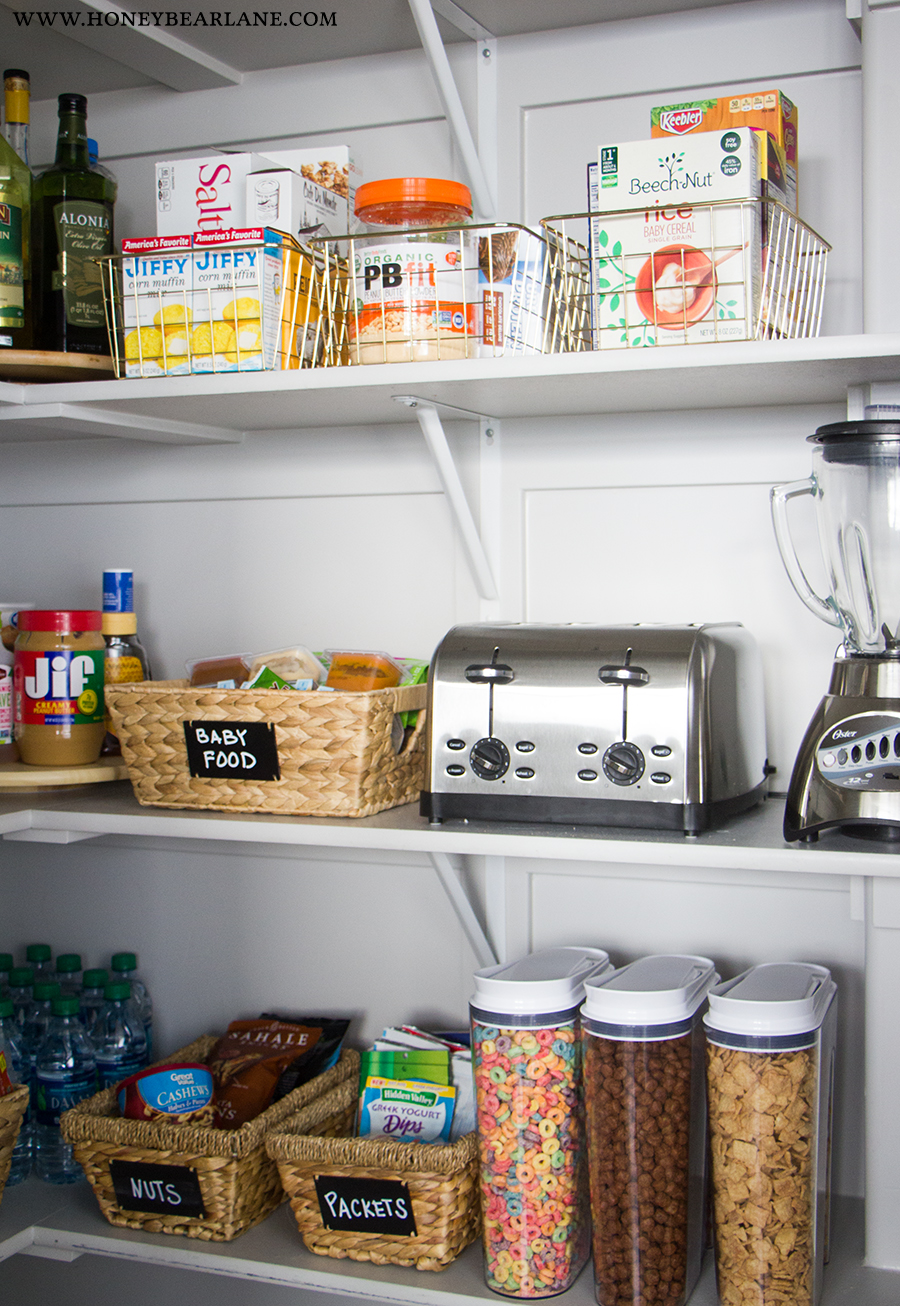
[{"left": 358, "top": 1076, "right": 456, "bottom": 1144}]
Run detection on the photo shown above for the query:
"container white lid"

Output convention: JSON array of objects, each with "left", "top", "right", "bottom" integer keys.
[
  {"left": 582, "top": 954, "right": 718, "bottom": 1025},
  {"left": 471, "top": 946, "right": 611, "bottom": 1016},
  {"left": 704, "top": 962, "right": 836, "bottom": 1036}
]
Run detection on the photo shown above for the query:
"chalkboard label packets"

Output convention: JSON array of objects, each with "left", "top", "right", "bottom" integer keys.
[
  {"left": 314, "top": 1175, "right": 417, "bottom": 1237},
  {"left": 110, "top": 1159, "right": 206, "bottom": 1218},
  {"left": 183, "top": 720, "right": 280, "bottom": 781}
]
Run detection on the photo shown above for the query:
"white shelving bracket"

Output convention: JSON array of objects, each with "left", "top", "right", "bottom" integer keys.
[
  {"left": 0, "top": 403, "right": 244, "bottom": 445},
  {"left": 394, "top": 395, "right": 500, "bottom": 602},
  {"left": 428, "top": 851, "right": 498, "bottom": 968},
  {"left": 407, "top": 0, "right": 498, "bottom": 219}
]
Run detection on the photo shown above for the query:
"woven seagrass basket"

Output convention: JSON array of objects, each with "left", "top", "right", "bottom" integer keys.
[
  {"left": 266, "top": 1075, "right": 481, "bottom": 1271},
  {"left": 60, "top": 1038, "right": 359, "bottom": 1241},
  {"left": 105, "top": 680, "right": 426, "bottom": 818},
  {"left": 0, "top": 1084, "right": 29, "bottom": 1204}
]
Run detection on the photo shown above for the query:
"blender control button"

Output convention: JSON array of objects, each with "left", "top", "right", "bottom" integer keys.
[
  {"left": 446, "top": 764, "right": 465, "bottom": 776},
  {"left": 516, "top": 741, "right": 535, "bottom": 753},
  {"left": 577, "top": 769, "right": 598, "bottom": 781},
  {"left": 895, "top": 734, "right": 900, "bottom": 757},
  {"left": 578, "top": 743, "right": 598, "bottom": 754},
  {"left": 447, "top": 739, "right": 466, "bottom": 750},
  {"left": 515, "top": 767, "right": 535, "bottom": 779},
  {"left": 651, "top": 745, "right": 672, "bottom": 757},
  {"left": 866, "top": 741, "right": 877, "bottom": 761},
  {"left": 880, "top": 736, "right": 890, "bottom": 758},
  {"left": 650, "top": 772, "right": 672, "bottom": 784},
  {"left": 822, "top": 753, "right": 836, "bottom": 768},
  {"left": 851, "top": 745, "right": 862, "bottom": 763},
  {"left": 838, "top": 749, "right": 848, "bottom": 765}
]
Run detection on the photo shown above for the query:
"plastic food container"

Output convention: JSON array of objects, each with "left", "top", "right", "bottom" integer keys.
[
  {"left": 470, "top": 946, "right": 610, "bottom": 1298},
  {"left": 324, "top": 650, "right": 402, "bottom": 692},
  {"left": 351, "top": 176, "right": 476, "bottom": 364},
  {"left": 581, "top": 955, "right": 719, "bottom": 1306},
  {"left": 704, "top": 963, "right": 837, "bottom": 1306}
]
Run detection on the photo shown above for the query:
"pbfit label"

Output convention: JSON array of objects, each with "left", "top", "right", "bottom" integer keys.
[
  {"left": 35, "top": 1069, "right": 98, "bottom": 1125},
  {"left": 14, "top": 649, "right": 105, "bottom": 726},
  {"left": 52, "top": 200, "right": 111, "bottom": 328}
]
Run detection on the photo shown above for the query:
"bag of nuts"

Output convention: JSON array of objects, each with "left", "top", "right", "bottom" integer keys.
[
  {"left": 581, "top": 955, "right": 719, "bottom": 1306},
  {"left": 704, "top": 963, "right": 837, "bottom": 1306}
]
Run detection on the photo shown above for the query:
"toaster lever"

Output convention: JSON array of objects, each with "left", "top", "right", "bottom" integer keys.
[
  {"left": 598, "top": 664, "right": 649, "bottom": 685},
  {"left": 465, "top": 663, "right": 515, "bottom": 684}
]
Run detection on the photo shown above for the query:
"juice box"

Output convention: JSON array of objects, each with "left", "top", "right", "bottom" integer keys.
[
  {"left": 120, "top": 234, "right": 192, "bottom": 377},
  {"left": 589, "top": 128, "right": 763, "bottom": 349},
  {"left": 651, "top": 90, "right": 798, "bottom": 212}
]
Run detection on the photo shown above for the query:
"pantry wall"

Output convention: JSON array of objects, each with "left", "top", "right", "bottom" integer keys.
[{"left": 0, "top": 1, "right": 890, "bottom": 1301}]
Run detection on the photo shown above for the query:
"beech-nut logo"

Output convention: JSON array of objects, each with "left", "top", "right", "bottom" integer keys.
[{"left": 659, "top": 108, "right": 704, "bottom": 135}]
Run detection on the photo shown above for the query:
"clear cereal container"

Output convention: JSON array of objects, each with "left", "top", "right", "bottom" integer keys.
[
  {"left": 581, "top": 955, "right": 718, "bottom": 1306},
  {"left": 471, "top": 946, "right": 610, "bottom": 1298},
  {"left": 704, "top": 963, "right": 837, "bottom": 1306}
]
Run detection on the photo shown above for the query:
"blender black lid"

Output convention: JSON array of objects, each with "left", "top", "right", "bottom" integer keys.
[{"left": 809, "top": 420, "right": 900, "bottom": 443}]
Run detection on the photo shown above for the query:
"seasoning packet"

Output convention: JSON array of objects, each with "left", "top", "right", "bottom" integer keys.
[
  {"left": 358, "top": 1076, "right": 456, "bottom": 1144},
  {"left": 210, "top": 1015, "right": 349, "bottom": 1128},
  {"left": 359, "top": 1049, "right": 451, "bottom": 1087}
]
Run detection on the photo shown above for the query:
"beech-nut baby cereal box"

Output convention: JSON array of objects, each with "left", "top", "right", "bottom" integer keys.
[
  {"left": 590, "top": 128, "right": 763, "bottom": 349},
  {"left": 651, "top": 90, "right": 798, "bottom": 213},
  {"left": 120, "top": 235, "right": 192, "bottom": 377}
]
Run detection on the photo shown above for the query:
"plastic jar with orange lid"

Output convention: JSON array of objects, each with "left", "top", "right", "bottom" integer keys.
[
  {"left": 14, "top": 610, "right": 106, "bottom": 766},
  {"left": 351, "top": 176, "right": 476, "bottom": 363}
]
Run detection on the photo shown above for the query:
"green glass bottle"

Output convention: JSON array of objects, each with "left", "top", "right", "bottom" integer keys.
[
  {"left": 32, "top": 93, "right": 115, "bottom": 355},
  {"left": 0, "top": 71, "right": 30, "bottom": 351}
]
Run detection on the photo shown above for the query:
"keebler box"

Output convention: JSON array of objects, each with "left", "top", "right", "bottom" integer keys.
[
  {"left": 589, "top": 128, "right": 763, "bottom": 349},
  {"left": 120, "top": 234, "right": 193, "bottom": 377},
  {"left": 651, "top": 90, "right": 798, "bottom": 212}
]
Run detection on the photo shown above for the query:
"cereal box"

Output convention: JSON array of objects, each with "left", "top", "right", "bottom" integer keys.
[
  {"left": 651, "top": 90, "right": 798, "bottom": 212},
  {"left": 120, "top": 234, "right": 192, "bottom": 377},
  {"left": 257, "top": 147, "right": 360, "bottom": 237},
  {"left": 589, "top": 129, "right": 763, "bottom": 348},
  {"left": 477, "top": 226, "right": 549, "bottom": 356}
]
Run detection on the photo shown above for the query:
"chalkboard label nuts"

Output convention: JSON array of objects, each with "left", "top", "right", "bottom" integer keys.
[{"left": 110, "top": 1159, "right": 206, "bottom": 1218}]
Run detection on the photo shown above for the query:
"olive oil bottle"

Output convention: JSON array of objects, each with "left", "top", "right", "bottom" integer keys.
[
  {"left": 0, "top": 70, "right": 30, "bottom": 350},
  {"left": 31, "top": 93, "right": 115, "bottom": 355}
]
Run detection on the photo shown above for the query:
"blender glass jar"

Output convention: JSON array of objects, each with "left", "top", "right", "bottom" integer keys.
[
  {"left": 471, "top": 946, "right": 610, "bottom": 1298},
  {"left": 351, "top": 176, "right": 476, "bottom": 364},
  {"left": 581, "top": 955, "right": 718, "bottom": 1306},
  {"left": 704, "top": 963, "right": 837, "bottom": 1306}
]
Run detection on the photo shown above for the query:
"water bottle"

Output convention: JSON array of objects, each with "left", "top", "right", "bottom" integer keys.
[
  {"left": 55, "top": 953, "right": 82, "bottom": 996},
  {"left": 0, "top": 997, "right": 31, "bottom": 1184},
  {"left": 0, "top": 953, "right": 13, "bottom": 996},
  {"left": 110, "top": 953, "right": 152, "bottom": 1059},
  {"left": 79, "top": 968, "right": 108, "bottom": 1034},
  {"left": 93, "top": 982, "right": 147, "bottom": 1089},
  {"left": 25, "top": 944, "right": 54, "bottom": 981},
  {"left": 20, "top": 982, "right": 61, "bottom": 1084},
  {"left": 8, "top": 967, "right": 34, "bottom": 1032},
  {"left": 34, "top": 995, "right": 97, "bottom": 1184}
]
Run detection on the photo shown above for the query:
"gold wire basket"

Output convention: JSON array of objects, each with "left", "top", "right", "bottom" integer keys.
[
  {"left": 311, "top": 222, "right": 577, "bottom": 363},
  {"left": 541, "top": 199, "right": 830, "bottom": 350},
  {"left": 100, "top": 232, "right": 350, "bottom": 378}
]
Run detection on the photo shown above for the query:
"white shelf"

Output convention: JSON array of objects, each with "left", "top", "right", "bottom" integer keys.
[
  {"left": 1, "top": 335, "right": 899, "bottom": 443},
  {"left": 1, "top": 784, "right": 899, "bottom": 877},
  {"left": 0, "top": 1183, "right": 895, "bottom": 1306}
]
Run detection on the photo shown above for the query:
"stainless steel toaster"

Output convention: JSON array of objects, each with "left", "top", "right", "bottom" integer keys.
[{"left": 420, "top": 623, "right": 769, "bottom": 834}]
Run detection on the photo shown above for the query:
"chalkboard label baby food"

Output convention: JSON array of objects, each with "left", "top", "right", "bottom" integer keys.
[
  {"left": 314, "top": 1175, "right": 417, "bottom": 1236},
  {"left": 110, "top": 1159, "right": 206, "bottom": 1218},
  {"left": 183, "top": 720, "right": 280, "bottom": 780}
]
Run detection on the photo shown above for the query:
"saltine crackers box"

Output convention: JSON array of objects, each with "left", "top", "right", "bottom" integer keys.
[
  {"left": 155, "top": 152, "right": 276, "bottom": 237},
  {"left": 120, "top": 234, "right": 193, "bottom": 377},
  {"left": 589, "top": 128, "right": 763, "bottom": 348}
]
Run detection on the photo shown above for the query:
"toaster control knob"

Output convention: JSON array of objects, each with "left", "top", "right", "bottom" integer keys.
[
  {"left": 602, "top": 741, "right": 645, "bottom": 786},
  {"left": 470, "top": 737, "right": 510, "bottom": 780}
]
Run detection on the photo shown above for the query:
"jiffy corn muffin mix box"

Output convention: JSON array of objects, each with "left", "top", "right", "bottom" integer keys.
[
  {"left": 589, "top": 128, "right": 763, "bottom": 348},
  {"left": 190, "top": 227, "right": 291, "bottom": 372},
  {"left": 121, "top": 234, "right": 193, "bottom": 377}
]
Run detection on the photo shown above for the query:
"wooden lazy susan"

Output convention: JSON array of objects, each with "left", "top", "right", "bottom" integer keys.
[
  {"left": 0, "top": 350, "right": 116, "bottom": 383},
  {"left": 0, "top": 757, "right": 129, "bottom": 791}
]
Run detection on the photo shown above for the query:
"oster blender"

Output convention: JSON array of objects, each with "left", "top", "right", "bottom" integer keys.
[{"left": 772, "top": 418, "right": 900, "bottom": 841}]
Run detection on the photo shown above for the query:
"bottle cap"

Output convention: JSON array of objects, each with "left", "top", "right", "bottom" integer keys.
[
  {"left": 33, "top": 982, "right": 60, "bottom": 1001},
  {"left": 26, "top": 944, "right": 51, "bottom": 963},
  {"left": 111, "top": 952, "right": 137, "bottom": 972},
  {"left": 0, "top": 998, "right": 12, "bottom": 1018},
  {"left": 0, "top": 953, "right": 12, "bottom": 971},
  {"left": 102, "top": 612, "right": 138, "bottom": 636},
  {"left": 104, "top": 981, "right": 131, "bottom": 1001},
  {"left": 3, "top": 70, "right": 29, "bottom": 125},
  {"left": 58, "top": 93, "right": 87, "bottom": 115},
  {"left": 355, "top": 176, "right": 472, "bottom": 216},
  {"left": 19, "top": 611, "right": 102, "bottom": 633},
  {"left": 9, "top": 967, "right": 33, "bottom": 988},
  {"left": 83, "top": 968, "right": 108, "bottom": 988},
  {"left": 55, "top": 953, "right": 82, "bottom": 974},
  {"left": 102, "top": 568, "right": 134, "bottom": 614},
  {"left": 51, "top": 995, "right": 80, "bottom": 1017}
]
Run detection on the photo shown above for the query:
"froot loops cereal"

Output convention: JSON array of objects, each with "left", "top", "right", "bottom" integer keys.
[{"left": 472, "top": 1020, "right": 590, "bottom": 1297}]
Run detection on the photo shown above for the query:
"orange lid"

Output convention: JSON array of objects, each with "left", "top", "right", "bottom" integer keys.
[{"left": 354, "top": 177, "right": 472, "bottom": 216}]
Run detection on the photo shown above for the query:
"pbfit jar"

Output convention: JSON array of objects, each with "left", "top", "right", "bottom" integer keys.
[
  {"left": 14, "top": 610, "right": 105, "bottom": 765},
  {"left": 704, "top": 963, "right": 837, "bottom": 1306},
  {"left": 581, "top": 955, "right": 718, "bottom": 1306},
  {"left": 351, "top": 177, "right": 476, "bottom": 364},
  {"left": 471, "top": 946, "right": 610, "bottom": 1298}
]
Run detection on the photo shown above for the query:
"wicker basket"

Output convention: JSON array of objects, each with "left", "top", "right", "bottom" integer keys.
[
  {"left": 60, "top": 1038, "right": 359, "bottom": 1241},
  {"left": 267, "top": 1075, "right": 481, "bottom": 1271},
  {"left": 0, "top": 1084, "right": 29, "bottom": 1204},
  {"left": 105, "top": 680, "right": 426, "bottom": 818}
]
